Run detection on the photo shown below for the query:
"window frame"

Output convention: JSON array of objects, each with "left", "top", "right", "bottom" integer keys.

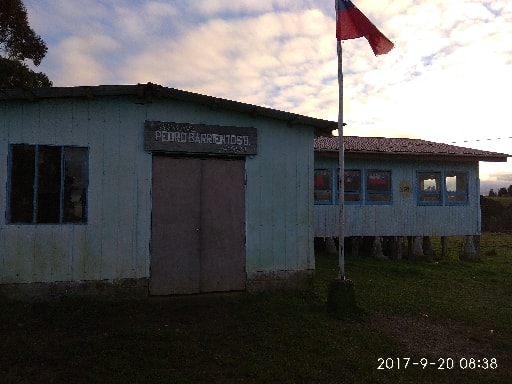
[
  {"left": 444, "top": 171, "right": 468, "bottom": 205},
  {"left": 366, "top": 170, "right": 392, "bottom": 205},
  {"left": 417, "top": 171, "right": 442, "bottom": 206},
  {"left": 314, "top": 168, "right": 333, "bottom": 205},
  {"left": 341, "top": 169, "right": 362, "bottom": 204},
  {"left": 7, "top": 144, "right": 89, "bottom": 225}
]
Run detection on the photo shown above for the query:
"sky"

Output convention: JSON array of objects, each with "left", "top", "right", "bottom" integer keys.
[{"left": 23, "top": 0, "right": 512, "bottom": 194}]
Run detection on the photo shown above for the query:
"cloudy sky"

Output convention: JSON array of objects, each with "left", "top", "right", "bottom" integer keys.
[{"left": 24, "top": 0, "right": 511, "bottom": 193}]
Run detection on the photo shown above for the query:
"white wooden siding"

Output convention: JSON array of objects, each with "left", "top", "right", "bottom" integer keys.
[
  {"left": 1, "top": 95, "right": 315, "bottom": 284},
  {"left": 244, "top": 120, "right": 314, "bottom": 274},
  {"left": 0, "top": 98, "right": 151, "bottom": 284}
]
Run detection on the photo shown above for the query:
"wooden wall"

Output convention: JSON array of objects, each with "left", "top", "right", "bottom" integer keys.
[
  {"left": 0, "top": 97, "right": 151, "bottom": 284},
  {"left": 314, "top": 156, "right": 481, "bottom": 237},
  {"left": 0, "top": 94, "right": 315, "bottom": 285},
  {"left": 245, "top": 121, "right": 315, "bottom": 277}
]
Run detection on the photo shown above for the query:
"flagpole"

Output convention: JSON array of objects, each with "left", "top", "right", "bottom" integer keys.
[
  {"left": 337, "top": 39, "right": 345, "bottom": 280},
  {"left": 330, "top": 0, "right": 393, "bottom": 314}
]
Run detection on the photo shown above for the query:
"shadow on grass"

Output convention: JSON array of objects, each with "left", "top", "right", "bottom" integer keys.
[{"left": 1, "top": 237, "right": 511, "bottom": 383}]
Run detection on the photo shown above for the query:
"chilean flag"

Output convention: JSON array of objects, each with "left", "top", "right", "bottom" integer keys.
[{"left": 336, "top": 0, "right": 394, "bottom": 55}]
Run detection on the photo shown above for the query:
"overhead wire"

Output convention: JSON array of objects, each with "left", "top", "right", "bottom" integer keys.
[{"left": 451, "top": 137, "right": 512, "bottom": 144}]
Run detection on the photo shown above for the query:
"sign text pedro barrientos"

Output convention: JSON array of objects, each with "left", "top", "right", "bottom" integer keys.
[{"left": 144, "top": 121, "right": 257, "bottom": 156}]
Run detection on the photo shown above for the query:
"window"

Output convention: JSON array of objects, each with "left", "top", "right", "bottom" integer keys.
[
  {"left": 367, "top": 170, "right": 391, "bottom": 203},
  {"left": 314, "top": 169, "right": 332, "bottom": 204},
  {"left": 8, "top": 144, "right": 89, "bottom": 224},
  {"left": 418, "top": 172, "right": 441, "bottom": 204},
  {"left": 344, "top": 170, "right": 361, "bottom": 202},
  {"left": 445, "top": 172, "right": 468, "bottom": 204}
]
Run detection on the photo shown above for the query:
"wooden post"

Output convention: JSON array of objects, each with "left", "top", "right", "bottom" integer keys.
[
  {"left": 325, "top": 237, "right": 337, "bottom": 254},
  {"left": 422, "top": 236, "right": 435, "bottom": 260},
  {"left": 412, "top": 236, "right": 424, "bottom": 259},
  {"left": 407, "top": 236, "right": 413, "bottom": 258},
  {"left": 388, "top": 236, "right": 404, "bottom": 260},
  {"left": 460, "top": 235, "right": 479, "bottom": 261},
  {"left": 441, "top": 236, "right": 448, "bottom": 258},
  {"left": 351, "top": 236, "right": 361, "bottom": 257},
  {"left": 371, "top": 236, "right": 386, "bottom": 259}
]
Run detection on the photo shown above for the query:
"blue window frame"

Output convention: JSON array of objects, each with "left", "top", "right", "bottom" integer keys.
[
  {"left": 445, "top": 172, "right": 468, "bottom": 204},
  {"left": 8, "top": 144, "right": 89, "bottom": 224},
  {"left": 314, "top": 169, "right": 332, "bottom": 204},
  {"left": 315, "top": 168, "right": 362, "bottom": 205},
  {"left": 418, "top": 171, "right": 442, "bottom": 205},
  {"left": 343, "top": 169, "right": 362, "bottom": 203},
  {"left": 417, "top": 171, "right": 469, "bottom": 206},
  {"left": 366, "top": 170, "right": 392, "bottom": 204}
]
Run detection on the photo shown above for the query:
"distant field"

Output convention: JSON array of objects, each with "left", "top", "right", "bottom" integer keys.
[
  {"left": 1, "top": 232, "right": 511, "bottom": 383},
  {"left": 485, "top": 196, "right": 512, "bottom": 207}
]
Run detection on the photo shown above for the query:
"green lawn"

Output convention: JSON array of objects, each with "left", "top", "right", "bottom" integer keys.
[
  {"left": 1, "top": 233, "right": 511, "bottom": 383},
  {"left": 486, "top": 196, "right": 512, "bottom": 207}
]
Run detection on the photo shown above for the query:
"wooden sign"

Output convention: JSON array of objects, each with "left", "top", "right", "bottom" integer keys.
[
  {"left": 399, "top": 180, "right": 412, "bottom": 198},
  {"left": 144, "top": 121, "right": 257, "bottom": 156}
]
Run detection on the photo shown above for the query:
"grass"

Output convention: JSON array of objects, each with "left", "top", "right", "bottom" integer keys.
[
  {"left": 1, "top": 233, "right": 511, "bottom": 383},
  {"left": 486, "top": 196, "right": 512, "bottom": 207}
]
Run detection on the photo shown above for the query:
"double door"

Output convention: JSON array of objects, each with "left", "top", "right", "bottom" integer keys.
[{"left": 150, "top": 156, "right": 246, "bottom": 294}]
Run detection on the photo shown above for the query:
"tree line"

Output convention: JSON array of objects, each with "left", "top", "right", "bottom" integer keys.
[
  {"left": 1, "top": 0, "right": 51, "bottom": 88},
  {"left": 487, "top": 185, "right": 512, "bottom": 197},
  {"left": 481, "top": 195, "right": 512, "bottom": 232}
]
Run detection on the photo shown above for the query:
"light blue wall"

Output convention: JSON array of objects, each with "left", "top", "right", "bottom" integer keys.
[
  {"left": 0, "top": 97, "right": 151, "bottom": 284},
  {"left": 314, "top": 156, "right": 481, "bottom": 237},
  {"left": 144, "top": 97, "right": 315, "bottom": 275},
  {"left": 245, "top": 121, "right": 314, "bottom": 275},
  {"left": 0, "top": 95, "right": 314, "bottom": 285}
]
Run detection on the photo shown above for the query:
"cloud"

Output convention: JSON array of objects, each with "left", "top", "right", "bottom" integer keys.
[
  {"left": 145, "top": 2, "right": 179, "bottom": 19},
  {"left": 340, "top": 0, "right": 512, "bottom": 143},
  {"left": 189, "top": 0, "right": 314, "bottom": 17},
  {"left": 119, "top": 9, "right": 337, "bottom": 114},
  {"left": 43, "top": 34, "right": 120, "bottom": 86},
  {"left": 23, "top": 0, "right": 512, "bottom": 185},
  {"left": 27, "top": 0, "right": 112, "bottom": 42}
]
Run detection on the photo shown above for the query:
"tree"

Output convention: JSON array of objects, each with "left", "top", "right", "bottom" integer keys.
[
  {"left": 497, "top": 187, "right": 508, "bottom": 197},
  {"left": 508, "top": 185, "right": 512, "bottom": 197},
  {"left": 0, "top": 0, "right": 51, "bottom": 88},
  {"left": 488, "top": 189, "right": 496, "bottom": 197}
]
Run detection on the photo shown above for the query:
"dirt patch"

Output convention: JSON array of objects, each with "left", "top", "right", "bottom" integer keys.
[{"left": 372, "top": 312, "right": 497, "bottom": 359}]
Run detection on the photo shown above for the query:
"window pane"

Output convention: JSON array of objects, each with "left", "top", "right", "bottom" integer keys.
[
  {"left": 446, "top": 172, "right": 467, "bottom": 203},
  {"left": 448, "top": 194, "right": 467, "bottom": 202},
  {"left": 418, "top": 172, "right": 441, "bottom": 203},
  {"left": 63, "top": 147, "right": 88, "bottom": 223},
  {"left": 368, "top": 171, "right": 390, "bottom": 191},
  {"left": 445, "top": 172, "right": 466, "bottom": 192},
  {"left": 367, "top": 171, "right": 391, "bottom": 203},
  {"left": 344, "top": 170, "right": 361, "bottom": 202},
  {"left": 314, "top": 169, "right": 331, "bottom": 203},
  {"left": 345, "top": 193, "right": 361, "bottom": 201},
  {"left": 9, "top": 144, "right": 35, "bottom": 223},
  {"left": 37, "top": 146, "right": 62, "bottom": 223},
  {"left": 419, "top": 172, "right": 440, "bottom": 192}
]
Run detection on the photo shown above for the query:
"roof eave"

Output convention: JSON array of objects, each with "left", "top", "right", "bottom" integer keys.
[
  {"left": 0, "top": 84, "right": 337, "bottom": 135},
  {"left": 315, "top": 150, "right": 509, "bottom": 163}
]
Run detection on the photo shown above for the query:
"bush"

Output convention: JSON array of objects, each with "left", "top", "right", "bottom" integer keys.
[{"left": 480, "top": 196, "right": 512, "bottom": 232}]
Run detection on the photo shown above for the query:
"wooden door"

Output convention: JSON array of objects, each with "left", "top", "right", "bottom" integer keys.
[
  {"left": 150, "top": 157, "right": 201, "bottom": 294},
  {"left": 200, "top": 159, "right": 246, "bottom": 292},
  {"left": 150, "top": 156, "right": 246, "bottom": 295}
]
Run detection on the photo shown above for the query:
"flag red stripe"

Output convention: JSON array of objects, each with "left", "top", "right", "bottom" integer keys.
[{"left": 336, "top": 3, "right": 394, "bottom": 56}]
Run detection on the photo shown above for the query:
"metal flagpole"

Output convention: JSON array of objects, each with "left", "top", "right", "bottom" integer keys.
[{"left": 337, "top": 39, "right": 345, "bottom": 280}]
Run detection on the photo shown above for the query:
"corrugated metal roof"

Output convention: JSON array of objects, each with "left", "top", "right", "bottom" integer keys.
[
  {"left": 0, "top": 83, "right": 337, "bottom": 135},
  {"left": 314, "top": 136, "right": 510, "bottom": 162}
]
